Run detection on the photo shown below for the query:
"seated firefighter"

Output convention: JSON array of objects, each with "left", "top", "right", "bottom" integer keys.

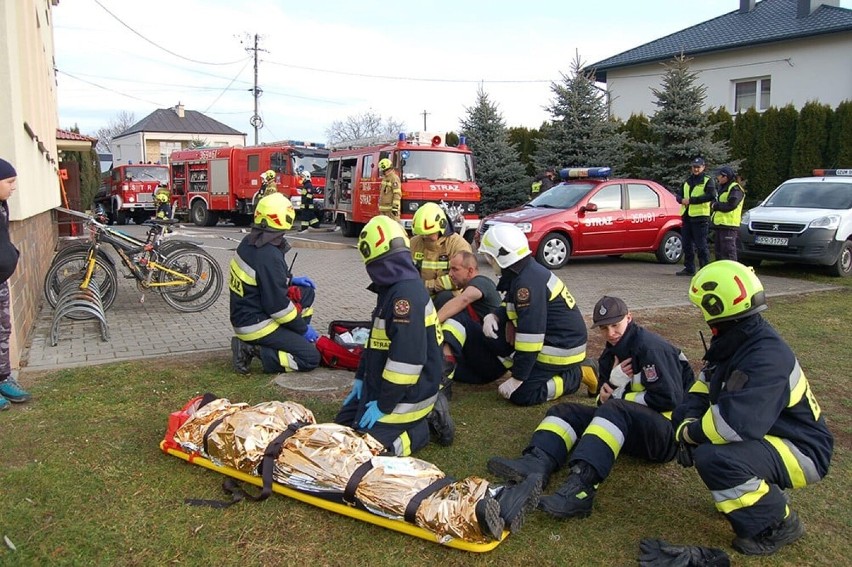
[
  {"left": 409, "top": 202, "right": 472, "bottom": 296},
  {"left": 229, "top": 192, "right": 320, "bottom": 374},
  {"left": 487, "top": 295, "right": 694, "bottom": 519},
  {"left": 334, "top": 216, "right": 454, "bottom": 456},
  {"left": 172, "top": 396, "right": 544, "bottom": 543},
  {"left": 477, "top": 224, "right": 598, "bottom": 406}
]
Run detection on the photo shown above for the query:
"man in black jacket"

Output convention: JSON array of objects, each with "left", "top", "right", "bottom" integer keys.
[{"left": 677, "top": 157, "right": 717, "bottom": 276}]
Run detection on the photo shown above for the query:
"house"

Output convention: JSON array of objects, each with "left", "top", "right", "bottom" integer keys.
[
  {"left": 589, "top": 0, "right": 852, "bottom": 119},
  {"left": 111, "top": 105, "right": 247, "bottom": 166}
]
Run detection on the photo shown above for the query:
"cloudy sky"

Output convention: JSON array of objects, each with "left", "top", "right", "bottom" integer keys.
[{"left": 53, "top": 0, "right": 850, "bottom": 145}]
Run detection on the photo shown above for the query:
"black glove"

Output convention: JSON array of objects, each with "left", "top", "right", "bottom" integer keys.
[
  {"left": 639, "top": 538, "right": 730, "bottom": 567},
  {"left": 676, "top": 441, "right": 694, "bottom": 468}
]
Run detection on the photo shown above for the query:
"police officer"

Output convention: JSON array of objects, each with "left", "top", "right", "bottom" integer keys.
[
  {"left": 487, "top": 295, "right": 694, "bottom": 518},
  {"left": 259, "top": 169, "right": 278, "bottom": 198},
  {"left": 409, "top": 202, "right": 472, "bottom": 296},
  {"left": 334, "top": 216, "right": 447, "bottom": 456},
  {"left": 477, "top": 224, "right": 598, "bottom": 406},
  {"left": 530, "top": 167, "right": 557, "bottom": 198},
  {"left": 297, "top": 171, "right": 320, "bottom": 232},
  {"left": 711, "top": 166, "right": 745, "bottom": 261},
  {"left": 229, "top": 193, "right": 320, "bottom": 375},
  {"left": 674, "top": 261, "right": 833, "bottom": 556},
  {"left": 377, "top": 158, "right": 401, "bottom": 221},
  {"left": 677, "top": 157, "right": 717, "bottom": 276}
]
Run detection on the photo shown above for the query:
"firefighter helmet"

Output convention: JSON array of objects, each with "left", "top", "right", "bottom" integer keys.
[
  {"left": 262, "top": 169, "right": 276, "bottom": 182},
  {"left": 378, "top": 158, "right": 392, "bottom": 172},
  {"left": 300, "top": 171, "right": 312, "bottom": 182},
  {"left": 254, "top": 192, "right": 295, "bottom": 231},
  {"left": 688, "top": 260, "right": 768, "bottom": 325},
  {"left": 479, "top": 224, "right": 531, "bottom": 268},
  {"left": 412, "top": 202, "right": 447, "bottom": 236},
  {"left": 357, "top": 216, "right": 409, "bottom": 264},
  {"left": 155, "top": 192, "right": 169, "bottom": 203}
]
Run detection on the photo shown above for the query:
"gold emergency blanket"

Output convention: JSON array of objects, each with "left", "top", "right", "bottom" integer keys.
[{"left": 173, "top": 398, "right": 249, "bottom": 453}]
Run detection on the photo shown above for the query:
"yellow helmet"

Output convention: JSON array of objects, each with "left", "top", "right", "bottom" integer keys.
[
  {"left": 254, "top": 192, "right": 295, "bottom": 231},
  {"left": 357, "top": 215, "right": 409, "bottom": 264},
  {"left": 412, "top": 202, "right": 448, "bottom": 236},
  {"left": 378, "top": 158, "right": 392, "bottom": 172},
  {"left": 155, "top": 192, "right": 169, "bottom": 203},
  {"left": 688, "top": 260, "right": 768, "bottom": 325},
  {"left": 262, "top": 169, "right": 276, "bottom": 182}
]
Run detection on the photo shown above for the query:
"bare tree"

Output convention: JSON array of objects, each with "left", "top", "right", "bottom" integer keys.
[
  {"left": 326, "top": 110, "right": 405, "bottom": 146},
  {"left": 93, "top": 111, "right": 137, "bottom": 153}
]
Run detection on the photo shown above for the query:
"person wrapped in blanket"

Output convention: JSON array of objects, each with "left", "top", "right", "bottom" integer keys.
[{"left": 172, "top": 395, "right": 543, "bottom": 544}]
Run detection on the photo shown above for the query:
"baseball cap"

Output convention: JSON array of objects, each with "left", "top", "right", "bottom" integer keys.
[
  {"left": 690, "top": 157, "right": 705, "bottom": 166},
  {"left": 716, "top": 166, "right": 735, "bottom": 179},
  {"left": 592, "top": 296, "right": 629, "bottom": 327}
]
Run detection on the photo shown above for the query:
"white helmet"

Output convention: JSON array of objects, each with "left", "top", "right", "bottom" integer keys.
[
  {"left": 479, "top": 224, "right": 531, "bottom": 268},
  {"left": 300, "top": 171, "right": 312, "bottom": 181}
]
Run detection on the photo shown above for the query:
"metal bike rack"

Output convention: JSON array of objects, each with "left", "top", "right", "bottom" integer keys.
[{"left": 50, "top": 279, "right": 110, "bottom": 346}]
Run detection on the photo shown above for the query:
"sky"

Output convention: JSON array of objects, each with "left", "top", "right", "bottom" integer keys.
[{"left": 53, "top": 0, "right": 851, "bottom": 146}]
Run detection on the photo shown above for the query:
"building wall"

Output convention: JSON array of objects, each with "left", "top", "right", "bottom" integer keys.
[
  {"left": 113, "top": 132, "right": 247, "bottom": 165},
  {"left": 605, "top": 32, "right": 852, "bottom": 119}
]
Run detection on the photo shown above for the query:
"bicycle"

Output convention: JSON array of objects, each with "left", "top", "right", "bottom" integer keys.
[{"left": 45, "top": 215, "right": 223, "bottom": 313}]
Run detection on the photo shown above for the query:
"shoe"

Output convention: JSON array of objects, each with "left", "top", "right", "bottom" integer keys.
[
  {"left": 537, "top": 465, "right": 597, "bottom": 519},
  {"left": 495, "top": 473, "right": 543, "bottom": 533},
  {"left": 0, "top": 395, "right": 10, "bottom": 411},
  {"left": 676, "top": 268, "right": 696, "bottom": 276},
  {"left": 580, "top": 358, "right": 599, "bottom": 397},
  {"left": 441, "top": 356, "right": 456, "bottom": 401},
  {"left": 0, "top": 376, "right": 31, "bottom": 403},
  {"left": 231, "top": 337, "right": 257, "bottom": 375},
  {"left": 426, "top": 391, "right": 455, "bottom": 446},
  {"left": 474, "top": 495, "right": 505, "bottom": 541},
  {"left": 732, "top": 510, "right": 804, "bottom": 556},
  {"left": 487, "top": 446, "right": 557, "bottom": 488}
]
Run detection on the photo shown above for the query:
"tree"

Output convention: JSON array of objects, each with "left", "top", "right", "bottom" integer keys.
[
  {"left": 508, "top": 126, "right": 542, "bottom": 176},
  {"left": 827, "top": 100, "right": 852, "bottom": 168},
  {"left": 707, "top": 106, "right": 734, "bottom": 144},
  {"left": 634, "top": 54, "right": 729, "bottom": 191},
  {"left": 774, "top": 104, "right": 799, "bottom": 180},
  {"left": 459, "top": 86, "right": 529, "bottom": 215},
  {"left": 63, "top": 125, "right": 102, "bottom": 209},
  {"left": 790, "top": 101, "right": 832, "bottom": 176},
  {"left": 326, "top": 110, "right": 405, "bottom": 146},
  {"left": 620, "top": 113, "right": 651, "bottom": 178},
  {"left": 94, "top": 111, "right": 136, "bottom": 154},
  {"left": 535, "top": 53, "right": 628, "bottom": 176},
  {"left": 731, "top": 107, "right": 761, "bottom": 183},
  {"left": 749, "top": 107, "right": 783, "bottom": 204}
]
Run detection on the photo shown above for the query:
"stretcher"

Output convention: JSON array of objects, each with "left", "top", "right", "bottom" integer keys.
[{"left": 160, "top": 440, "right": 506, "bottom": 553}]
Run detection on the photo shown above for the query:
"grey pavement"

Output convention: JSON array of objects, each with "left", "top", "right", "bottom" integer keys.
[{"left": 21, "top": 223, "right": 839, "bottom": 381}]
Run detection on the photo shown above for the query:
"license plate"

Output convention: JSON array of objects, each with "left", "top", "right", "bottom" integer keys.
[{"left": 755, "top": 235, "right": 789, "bottom": 246}]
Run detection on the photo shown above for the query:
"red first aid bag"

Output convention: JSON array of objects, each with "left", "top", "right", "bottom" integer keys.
[{"left": 316, "top": 320, "right": 371, "bottom": 371}]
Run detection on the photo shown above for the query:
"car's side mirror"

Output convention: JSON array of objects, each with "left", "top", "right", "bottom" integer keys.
[{"left": 580, "top": 202, "right": 598, "bottom": 213}]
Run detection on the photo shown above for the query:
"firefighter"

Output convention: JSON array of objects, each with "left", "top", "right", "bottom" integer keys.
[
  {"left": 229, "top": 192, "right": 320, "bottom": 375},
  {"left": 260, "top": 169, "right": 278, "bottom": 197},
  {"left": 334, "top": 215, "right": 450, "bottom": 456},
  {"left": 477, "top": 224, "right": 598, "bottom": 406},
  {"left": 154, "top": 191, "right": 172, "bottom": 220},
  {"left": 487, "top": 295, "right": 694, "bottom": 519},
  {"left": 297, "top": 171, "right": 320, "bottom": 232},
  {"left": 377, "top": 158, "right": 401, "bottom": 221},
  {"left": 673, "top": 261, "right": 833, "bottom": 556},
  {"left": 409, "top": 202, "right": 472, "bottom": 296}
]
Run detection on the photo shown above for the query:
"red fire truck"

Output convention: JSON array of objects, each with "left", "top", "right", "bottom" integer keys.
[
  {"left": 168, "top": 142, "right": 328, "bottom": 226},
  {"left": 93, "top": 163, "right": 170, "bottom": 225},
  {"left": 325, "top": 132, "right": 481, "bottom": 239}
]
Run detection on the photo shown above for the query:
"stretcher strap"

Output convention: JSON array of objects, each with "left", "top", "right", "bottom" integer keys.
[
  {"left": 202, "top": 416, "right": 227, "bottom": 457},
  {"left": 403, "top": 476, "right": 456, "bottom": 524},
  {"left": 343, "top": 460, "right": 376, "bottom": 505}
]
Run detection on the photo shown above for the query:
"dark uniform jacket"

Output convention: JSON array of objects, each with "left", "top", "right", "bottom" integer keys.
[
  {"left": 300, "top": 179, "right": 318, "bottom": 210},
  {"left": 0, "top": 201, "right": 19, "bottom": 283}
]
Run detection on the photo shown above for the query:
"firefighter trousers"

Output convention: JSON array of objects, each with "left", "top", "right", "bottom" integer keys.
[
  {"left": 441, "top": 309, "right": 510, "bottom": 384},
  {"left": 529, "top": 399, "right": 676, "bottom": 481},
  {"left": 506, "top": 363, "right": 581, "bottom": 406},
  {"left": 334, "top": 398, "right": 430, "bottom": 457},
  {"left": 250, "top": 284, "right": 320, "bottom": 373}
]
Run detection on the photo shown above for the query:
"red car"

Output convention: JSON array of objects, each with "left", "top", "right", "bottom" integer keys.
[{"left": 476, "top": 167, "right": 683, "bottom": 269}]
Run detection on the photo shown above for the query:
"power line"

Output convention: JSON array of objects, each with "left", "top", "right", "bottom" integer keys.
[
  {"left": 57, "top": 69, "right": 167, "bottom": 107},
  {"left": 203, "top": 60, "right": 251, "bottom": 113}
]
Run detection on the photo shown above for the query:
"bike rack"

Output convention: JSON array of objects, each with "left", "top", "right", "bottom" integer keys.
[{"left": 50, "top": 279, "right": 110, "bottom": 346}]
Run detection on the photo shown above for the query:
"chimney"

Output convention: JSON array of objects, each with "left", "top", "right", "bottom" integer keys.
[
  {"left": 175, "top": 103, "right": 185, "bottom": 118},
  {"left": 739, "top": 0, "right": 755, "bottom": 14},
  {"left": 798, "top": 0, "right": 839, "bottom": 18}
]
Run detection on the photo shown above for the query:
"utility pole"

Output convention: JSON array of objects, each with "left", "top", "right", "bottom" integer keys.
[
  {"left": 244, "top": 34, "right": 267, "bottom": 145},
  {"left": 421, "top": 110, "right": 429, "bottom": 131}
]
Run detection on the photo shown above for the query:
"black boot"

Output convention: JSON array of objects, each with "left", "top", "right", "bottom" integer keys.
[
  {"left": 537, "top": 463, "right": 598, "bottom": 519},
  {"left": 732, "top": 510, "right": 804, "bottom": 556},
  {"left": 474, "top": 494, "right": 504, "bottom": 541},
  {"left": 426, "top": 391, "right": 455, "bottom": 446},
  {"left": 494, "top": 473, "right": 543, "bottom": 533},
  {"left": 231, "top": 337, "right": 258, "bottom": 375},
  {"left": 487, "top": 446, "right": 557, "bottom": 488},
  {"left": 441, "top": 355, "right": 456, "bottom": 400}
]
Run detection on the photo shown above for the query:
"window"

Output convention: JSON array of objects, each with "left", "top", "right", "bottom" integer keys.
[
  {"left": 247, "top": 154, "right": 259, "bottom": 172},
  {"left": 362, "top": 155, "right": 373, "bottom": 179},
  {"left": 589, "top": 185, "right": 622, "bottom": 211},
  {"left": 159, "top": 141, "right": 180, "bottom": 164},
  {"left": 626, "top": 184, "right": 660, "bottom": 209},
  {"left": 734, "top": 77, "right": 771, "bottom": 112}
]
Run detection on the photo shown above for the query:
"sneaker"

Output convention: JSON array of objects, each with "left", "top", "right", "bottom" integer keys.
[
  {"left": 732, "top": 510, "right": 804, "bottom": 556},
  {"left": 494, "top": 473, "right": 543, "bottom": 533},
  {"left": 426, "top": 391, "right": 455, "bottom": 446},
  {"left": 487, "top": 446, "right": 557, "bottom": 488},
  {"left": 0, "top": 377, "right": 31, "bottom": 403},
  {"left": 474, "top": 495, "right": 504, "bottom": 541},
  {"left": 676, "top": 268, "right": 696, "bottom": 277},
  {"left": 231, "top": 337, "right": 257, "bottom": 375},
  {"left": 537, "top": 465, "right": 597, "bottom": 519},
  {"left": 0, "top": 395, "right": 10, "bottom": 411},
  {"left": 580, "top": 358, "right": 599, "bottom": 397}
]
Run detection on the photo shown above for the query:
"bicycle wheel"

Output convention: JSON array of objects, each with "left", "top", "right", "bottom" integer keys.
[
  {"left": 51, "top": 244, "right": 114, "bottom": 268},
  {"left": 157, "top": 249, "right": 223, "bottom": 312},
  {"left": 159, "top": 240, "right": 202, "bottom": 256},
  {"left": 44, "top": 251, "right": 119, "bottom": 311}
]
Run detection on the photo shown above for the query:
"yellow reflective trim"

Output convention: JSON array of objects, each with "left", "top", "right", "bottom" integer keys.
[
  {"left": 301, "top": 307, "right": 314, "bottom": 319},
  {"left": 381, "top": 404, "right": 433, "bottom": 424},
  {"left": 765, "top": 436, "right": 807, "bottom": 488},
  {"left": 661, "top": 411, "right": 672, "bottom": 420},
  {"left": 789, "top": 369, "right": 806, "bottom": 407},
  {"left": 396, "top": 431, "right": 412, "bottom": 456},
  {"left": 701, "top": 410, "right": 726, "bottom": 444},
  {"left": 382, "top": 367, "right": 419, "bottom": 386},
  {"left": 515, "top": 339, "right": 544, "bottom": 352},
  {"left": 624, "top": 392, "right": 639, "bottom": 402},
  {"left": 370, "top": 338, "right": 390, "bottom": 350},
  {"left": 536, "top": 351, "right": 585, "bottom": 366},
  {"left": 716, "top": 480, "right": 770, "bottom": 514},
  {"left": 372, "top": 327, "right": 389, "bottom": 340},
  {"left": 585, "top": 424, "right": 622, "bottom": 458},
  {"left": 235, "top": 321, "right": 278, "bottom": 342},
  {"left": 689, "top": 380, "right": 710, "bottom": 394},
  {"left": 548, "top": 375, "right": 564, "bottom": 401},
  {"left": 536, "top": 422, "right": 575, "bottom": 452}
]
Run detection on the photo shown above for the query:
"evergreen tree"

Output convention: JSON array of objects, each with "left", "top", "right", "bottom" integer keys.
[
  {"left": 731, "top": 108, "right": 761, "bottom": 183},
  {"left": 827, "top": 100, "right": 852, "bottom": 168},
  {"left": 750, "top": 107, "right": 782, "bottom": 203},
  {"left": 534, "top": 52, "right": 628, "bottom": 176},
  {"left": 620, "top": 113, "right": 651, "bottom": 178},
  {"left": 508, "top": 126, "right": 541, "bottom": 176},
  {"left": 775, "top": 104, "right": 798, "bottom": 180},
  {"left": 790, "top": 101, "right": 831, "bottom": 176},
  {"left": 459, "top": 86, "right": 529, "bottom": 215},
  {"left": 707, "top": 106, "right": 734, "bottom": 143},
  {"left": 635, "top": 55, "right": 729, "bottom": 191},
  {"left": 64, "top": 124, "right": 101, "bottom": 210}
]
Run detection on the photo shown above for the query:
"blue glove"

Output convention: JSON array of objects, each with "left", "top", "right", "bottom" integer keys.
[
  {"left": 343, "top": 379, "right": 363, "bottom": 405},
  {"left": 291, "top": 276, "right": 316, "bottom": 289},
  {"left": 358, "top": 400, "right": 386, "bottom": 429},
  {"left": 303, "top": 324, "right": 319, "bottom": 343}
]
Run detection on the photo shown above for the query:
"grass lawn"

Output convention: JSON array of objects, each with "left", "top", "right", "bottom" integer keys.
[{"left": 1, "top": 289, "right": 850, "bottom": 566}]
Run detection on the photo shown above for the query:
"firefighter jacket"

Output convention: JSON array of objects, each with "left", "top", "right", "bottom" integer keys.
[
  {"left": 597, "top": 321, "right": 694, "bottom": 415},
  {"left": 410, "top": 232, "right": 472, "bottom": 294},
  {"left": 495, "top": 256, "right": 588, "bottom": 381},
  {"left": 378, "top": 170, "right": 402, "bottom": 217},
  {"left": 711, "top": 181, "right": 745, "bottom": 228},
  {"left": 673, "top": 315, "right": 833, "bottom": 477},
  {"left": 355, "top": 278, "right": 442, "bottom": 423},
  {"left": 260, "top": 180, "right": 278, "bottom": 198},
  {"left": 300, "top": 179, "right": 318, "bottom": 210},
  {"left": 228, "top": 235, "right": 307, "bottom": 341},
  {"left": 679, "top": 174, "right": 717, "bottom": 218}
]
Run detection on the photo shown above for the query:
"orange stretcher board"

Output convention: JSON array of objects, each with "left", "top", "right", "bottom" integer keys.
[{"left": 160, "top": 441, "right": 506, "bottom": 553}]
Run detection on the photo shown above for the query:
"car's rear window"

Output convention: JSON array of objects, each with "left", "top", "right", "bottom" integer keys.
[
  {"left": 765, "top": 182, "right": 852, "bottom": 210},
  {"left": 529, "top": 182, "right": 596, "bottom": 208}
]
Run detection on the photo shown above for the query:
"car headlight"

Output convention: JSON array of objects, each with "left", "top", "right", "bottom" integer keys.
[
  {"left": 515, "top": 222, "right": 533, "bottom": 233},
  {"left": 809, "top": 215, "right": 841, "bottom": 230}
]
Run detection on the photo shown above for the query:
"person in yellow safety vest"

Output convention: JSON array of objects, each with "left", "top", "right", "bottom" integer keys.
[
  {"left": 530, "top": 167, "right": 557, "bottom": 198},
  {"left": 297, "top": 171, "right": 320, "bottom": 232},
  {"left": 260, "top": 169, "right": 278, "bottom": 197},
  {"left": 154, "top": 191, "right": 172, "bottom": 220},
  {"left": 711, "top": 165, "right": 746, "bottom": 262},
  {"left": 409, "top": 202, "right": 472, "bottom": 296},
  {"left": 377, "top": 158, "right": 401, "bottom": 221},
  {"left": 676, "top": 157, "right": 717, "bottom": 277}
]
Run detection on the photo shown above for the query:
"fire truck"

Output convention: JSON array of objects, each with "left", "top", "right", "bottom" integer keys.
[
  {"left": 168, "top": 142, "right": 328, "bottom": 226},
  {"left": 325, "top": 132, "right": 481, "bottom": 239},
  {"left": 93, "top": 163, "right": 170, "bottom": 225}
]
